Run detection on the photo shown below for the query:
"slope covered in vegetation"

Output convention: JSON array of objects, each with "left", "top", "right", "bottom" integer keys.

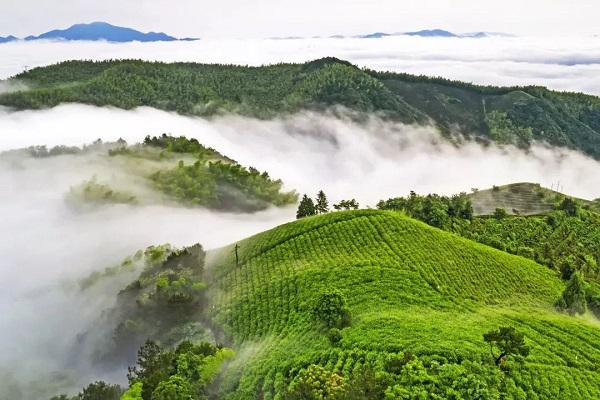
[
  {"left": 468, "top": 182, "right": 599, "bottom": 216},
  {"left": 3, "top": 134, "right": 298, "bottom": 212},
  {"left": 202, "top": 210, "right": 600, "bottom": 399},
  {"left": 3, "top": 58, "right": 600, "bottom": 158}
]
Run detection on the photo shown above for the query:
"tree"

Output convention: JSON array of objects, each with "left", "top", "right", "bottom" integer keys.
[
  {"left": 559, "top": 197, "right": 579, "bottom": 217},
  {"left": 120, "top": 383, "right": 143, "bottom": 400},
  {"left": 315, "top": 190, "right": 329, "bottom": 214},
  {"left": 76, "top": 381, "right": 123, "bottom": 400},
  {"left": 127, "top": 340, "right": 171, "bottom": 400},
  {"left": 483, "top": 326, "right": 530, "bottom": 366},
  {"left": 333, "top": 199, "right": 359, "bottom": 210},
  {"left": 562, "top": 271, "right": 587, "bottom": 316},
  {"left": 493, "top": 208, "right": 508, "bottom": 219},
  {"left": 286, "top": 365, "right": 346, "bottom": 400},
  {"left": 312, "top": 289, "right": 351, "bottom": 329},
  {"left": 297, "top": 194, "right": 316, "bottom": 219}
]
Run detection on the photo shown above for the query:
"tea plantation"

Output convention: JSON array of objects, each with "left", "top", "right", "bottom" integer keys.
[{"left": 205, "top": 209, "right": 600, "bottom": 399}]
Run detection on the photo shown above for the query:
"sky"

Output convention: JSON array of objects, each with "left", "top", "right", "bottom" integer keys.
[{"left": 1, "top": 0, "right": 600, "bottom": 38}]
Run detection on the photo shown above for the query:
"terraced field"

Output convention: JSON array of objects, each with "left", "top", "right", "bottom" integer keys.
[{"left": 205, "top": 210, "right": 600, "bottom": 399}]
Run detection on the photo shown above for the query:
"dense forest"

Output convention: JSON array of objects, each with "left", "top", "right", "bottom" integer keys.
[{"left": 2, "top": 57, "right": 600, "bottom": 158}]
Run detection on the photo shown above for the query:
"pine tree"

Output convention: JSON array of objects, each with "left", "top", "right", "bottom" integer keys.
[
  {"left": 296, "top": 194, "right": 316, "bottom": 219},
  {"left": 315, "top": 190, "right": 329, "bottom": 214}
]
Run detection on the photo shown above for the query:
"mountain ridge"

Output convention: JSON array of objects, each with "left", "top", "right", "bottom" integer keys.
[
  {"left": 0, "top": 22, "right": 199, "bottom": 43},
  {"left": 2, "top": 57, "right": 600, "bottom": 159}
]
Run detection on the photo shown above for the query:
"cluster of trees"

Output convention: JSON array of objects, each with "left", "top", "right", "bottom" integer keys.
[
  {"left": 66, "top": 177, "right": 138, "bottom": 207},
  {"left": 377, "top": 191, "right": 473, "bottom": 229},
  {"left": 296, "top": 191, "right": 360, "bottom": 219},
  {"left": 74, "top": 244, "right": 212, "bottom": 367},
  {"left": 5, "top": 58, "right": 600, "bottom": 159},
  {"left": 51, "top": 340, "right": 233, "bottom": 400}
]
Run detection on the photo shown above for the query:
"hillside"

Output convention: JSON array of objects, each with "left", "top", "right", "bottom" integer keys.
[
  {"left": 469, "top": 182, "right": 576, "bottom": 216},
  {"left": 2, "top": 134, "right": 297, "bottom": 212},
  {"left": 2, "top": 58, "right": 600, "bottom": 158},
  {"left": 201, "top": 210, "right": 600, "bottom": 399}
]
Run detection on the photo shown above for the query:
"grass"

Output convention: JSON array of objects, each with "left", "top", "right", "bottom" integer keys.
[{"left": 202, "top": 210, "right": 600, "bottom": 399}]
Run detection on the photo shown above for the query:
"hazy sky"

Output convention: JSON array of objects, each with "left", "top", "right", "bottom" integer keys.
[{"left": 2, "top": 0, "right": 599, "bottom": 38}]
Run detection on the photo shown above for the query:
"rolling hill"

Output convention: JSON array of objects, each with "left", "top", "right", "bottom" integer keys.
[
  {"left": 2, "top": 58, "right": 600, "bottom": 159},
  {"left": 200, "top": 209, "right": 600, "bottom": 399},
  {"left": 468, "top": 182, "right": 589, "bottom": 216}
]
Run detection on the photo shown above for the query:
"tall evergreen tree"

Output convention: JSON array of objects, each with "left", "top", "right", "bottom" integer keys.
[
  {"left": 297, "top": 194, "right": 316, "bottom": 219},
  {"left": 315, "top": 190, "right": 329, "bottom": 214}
]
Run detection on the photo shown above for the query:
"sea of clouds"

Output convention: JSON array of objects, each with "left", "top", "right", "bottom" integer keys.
[{"left": 2, "top": 35, "right": 600, "bottom": 398}]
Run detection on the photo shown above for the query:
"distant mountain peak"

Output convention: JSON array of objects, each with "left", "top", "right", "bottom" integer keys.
[{"left": 1, "top": 22, "right": 199, "bottom": 44}]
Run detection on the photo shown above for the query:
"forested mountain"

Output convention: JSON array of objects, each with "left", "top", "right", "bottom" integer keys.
[{"left": 2, "top": 57, "right": 600, "bottom": 158}]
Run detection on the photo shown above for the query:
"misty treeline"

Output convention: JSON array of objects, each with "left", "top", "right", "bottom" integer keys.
[
  {"left": 3, "top": 57, "right": 600, "bottom": 158},
  {"left": 44, "top": 242, "right": 234, "bottom": 400},
  {"left": 5, "top": 133, "right": 298, "bottom": 212}
]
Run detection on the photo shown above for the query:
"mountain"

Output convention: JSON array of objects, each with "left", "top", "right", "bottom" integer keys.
[
  {"left": 0, "top": 35, "right": 17, "bottom": 44},
  {"left": 356, "top": 32, "right": 393, "bottom": 39},
  {"left": 353, "top": 29, "right": 515, "bottom": 39},
  {"left": 3, "top": 58, "right": 600, "bottom": 159},
  {"left": 404, "top": 29, "right": 458, "bottom": 37},
  {"left": 3, "top": 22, "right": 198, "bottom": 43}
]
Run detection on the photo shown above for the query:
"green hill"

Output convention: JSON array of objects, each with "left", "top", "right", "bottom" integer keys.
[
  {"left": 3, "top": 58, "right": 600, "bottom": 158},
  {"left": 469, "top": 183, "right": 569, "bottom": 216},
  {"left": 202, "top": 210, "right": 600, "bottom": 399}
]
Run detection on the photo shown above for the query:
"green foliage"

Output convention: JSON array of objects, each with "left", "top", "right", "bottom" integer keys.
[
  {"left": 297, "top": 194, "right": 317, "bottom": 219},
  {"left": 486, "top": 110, "right": 533, "bottom": 148},
  {"left": 5, "top": 58, "right": 600, "bottom": 158},
  {"left": 456, "top": 206, "right": 600, "bottom": 280},
  {"left": 385, "top": 358, "right": 501, "bottom": 400},
  {"left": 312, "top": 289, "right": 351, "bottom": 329},
  {"left": 333, "top": 199, "right": 359, "bottom": 210},
  {"left": 483, "top": 326, "right": 530, "bottom": 366},
  {"left": 75, "top": 381, "right": 124, "bottom": 400},
  {"left": 150, "top": 159, "right": 297, "bottom": 211},
  {"left": 377, "top": 191, "right": 473, "bottom": 229},
  {"left": 119, "top": 383, "right": 143, "bottom": 400},
  {"left": 315, "top": 190, "right": 329, "bottom": 214},
  {"left": 558, "top": 197, "right": 579, "bottom": 217},
  {"left": 286, "top": 365, "right": 346, "bottom": 400},
  {"left": 124, "top": 340, "right": 231, "bottom": 400},
  {"left": 205, "top": 210, "right": 600, "bottom": 398},
  {"left": 561, "top": 271, "right": 587, "bottom": 316},
  {"left": 67, "top": 177, "right": 138, "bottom": 206},
  {"left": 82, "top": 244, "right": 210, "bottom": 363},
  {"left": 493, "top": 207, "right": 508, "bottom": 219}
]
